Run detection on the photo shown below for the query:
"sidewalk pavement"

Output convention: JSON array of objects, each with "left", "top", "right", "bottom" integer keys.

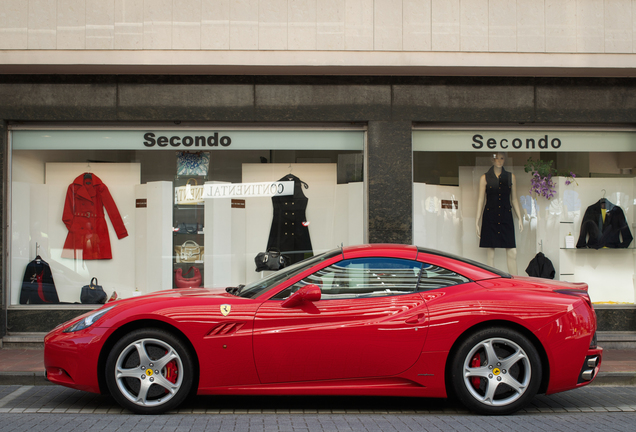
[{"left": 0, "top": 347, "right": 634, "bottom": 387}]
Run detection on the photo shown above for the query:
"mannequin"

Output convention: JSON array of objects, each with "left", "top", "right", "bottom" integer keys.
[{"left": 475, "top": 153, "right": 523, "bottom": 274}]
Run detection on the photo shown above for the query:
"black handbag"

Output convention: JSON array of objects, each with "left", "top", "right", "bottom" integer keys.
[
  {"left": 175, "top": 222, "right": 203, "bottom": 234},
  {"left": 255, "top": 248, "right": 289, "bottom": 272},
  {"left": 80, "top": 277, "right": 107, "bottom": 304}
]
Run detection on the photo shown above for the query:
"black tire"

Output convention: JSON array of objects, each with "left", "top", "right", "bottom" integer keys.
[
  {"left": 449, "top": 327, "right": 542, "bottom": 415},
  {"left": 105, "top": 328, "right": 194, "bottom": 414}
]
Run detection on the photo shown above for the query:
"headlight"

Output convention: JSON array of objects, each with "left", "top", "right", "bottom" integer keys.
[{"left": 63, "top": 306, "right": 116, "bottom": 333}]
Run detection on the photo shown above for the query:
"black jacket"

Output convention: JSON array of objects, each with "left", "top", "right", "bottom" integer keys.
[
  {"left": 525, "top": 252, "right": 555, "bottom": 279},
  {"left": 20, "top": 258, "right": 59, "bottom": 304},
  {"left": 577, "top": 199, "right": 633, "bottom": 249}
]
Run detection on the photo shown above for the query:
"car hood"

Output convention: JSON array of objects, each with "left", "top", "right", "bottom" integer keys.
[{"left": 104, "top": 287, "right": 239, "bottom": 307}]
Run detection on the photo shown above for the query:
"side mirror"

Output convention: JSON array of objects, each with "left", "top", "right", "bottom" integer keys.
[{"left": 281, "top": 284, "right": 321, "bottom": 308}]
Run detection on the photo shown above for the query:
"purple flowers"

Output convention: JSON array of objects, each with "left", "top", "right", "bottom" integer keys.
[
  {"left": 564, "top": 172, "right": 577, "bottom": 186},
  {"left": 524, "top": 158, "right": 577, "bottom": 200},
  {"left": 530, "top": 172, "right": 556, "bottom": 199}
]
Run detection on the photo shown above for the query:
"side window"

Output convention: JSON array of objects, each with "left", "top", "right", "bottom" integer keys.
[
  {"left": 271, "top": 257, "right": 422, "bottom": 300},
  {"left": 417, "top": 263, "right": 470, "bottom": 290}
]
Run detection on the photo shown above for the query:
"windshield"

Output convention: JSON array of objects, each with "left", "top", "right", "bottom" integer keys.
[{"left": 237, "top": 248, "right": 342, "bottom": 299}]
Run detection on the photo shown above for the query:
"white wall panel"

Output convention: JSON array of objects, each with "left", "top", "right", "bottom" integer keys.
[
  {"left": 577, "top": 0, "right": 604, "bottom": 53},
  {"left": 546, "top": 0, "right": 577, "bottom": 52},
  {"left": 403, "top": 0, "right": 431, "bottom": 51},
  {"left": 259, "top": 0, "right": 288, "bottom": 50},
  {"left": 202, "top": 0, "right": 230, "bottom": 49},
  {"left": 517, "top": 0, "right": 545, "bottom": 52},
  {"left": 344, "top": 0, "right": 373, "bottom": 50},
  {"left": 230, "top": 0, "right": 259, "bottom": 49},
  {"left": 28, "top": 0, "right": 57, "bottom": 49},
  {"left": 86, "top": 0, "right": 114, "bottom": 49},
  {"left": 460, "top": 0, "right": 487, "bottom": 52},
  {"left": 431, "top": 0, "right": 459, "bottom": 51},
  {"left": 317, "top": 0, "right": 344, "bottom": 50},
  {"left": 173, "top": 0, "right": 202, "bottom": 49},
  {"left": 114, "top": 0, "right": 143, "bottom": 49},
  {"left": 0, "top": 0, "right": 29, "bottom": 49},
  {"left": 288, "top": 0, "right": 316, "bottom": 50},
  {"left": 489, "top": 0, "right": 516, "bottom": 52},
  {"left": 57, "top": 0, "right": 86, "bottom": 49},
  {"left": 144, "top": 0, "right": 173, "bottom": 49},
  {"left": 605, "top": 0, "right": 632, "bottom": 53},
  {"left": 374, "top": 0, "right": 402, "bottom": 50}
]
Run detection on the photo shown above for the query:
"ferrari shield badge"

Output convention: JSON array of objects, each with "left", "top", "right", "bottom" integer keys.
[{"left": 220, "top": 304, "right": 231, "bottom": 316}]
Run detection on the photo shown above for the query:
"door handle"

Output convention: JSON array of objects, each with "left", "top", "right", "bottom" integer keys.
[{"left": 405, "top": 313, "right": 425, "bottom": 324}]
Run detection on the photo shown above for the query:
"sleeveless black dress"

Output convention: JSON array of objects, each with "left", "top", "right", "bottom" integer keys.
[
  {"left": 266, "top": 174, "right": 313, "bottom": 264},
  {"left": 479, "top": 166, "right": 516, "bottom": 249}
]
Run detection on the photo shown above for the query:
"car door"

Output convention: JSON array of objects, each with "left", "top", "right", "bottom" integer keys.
[{"left": 252, "top": 257, "right": 429, "bottom": 384}]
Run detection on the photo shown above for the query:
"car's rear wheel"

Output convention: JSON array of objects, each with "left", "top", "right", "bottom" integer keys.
[
  {"left": 105, "top": 328, "right": 194, "bottom": 414},
  {"left": 449, "top": 327, "right": 542, "bottom": 415}
]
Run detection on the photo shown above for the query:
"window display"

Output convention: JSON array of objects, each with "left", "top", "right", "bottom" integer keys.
[
  {"left": 8, "top": 127, "right": 365, "bottom": 307},
  {"left": 414, "top": 128, "right": 636, "bottom": 304}
]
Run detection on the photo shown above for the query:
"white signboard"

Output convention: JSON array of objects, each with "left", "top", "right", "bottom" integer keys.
[
  {"left": 203, "top": 181, "right": 294, "bottom": 199},
  {"left": 413, "top": 130, "right": 636, "bottom": 152}
]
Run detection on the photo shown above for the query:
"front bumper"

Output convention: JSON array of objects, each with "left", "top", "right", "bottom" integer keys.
[{"left": 44, "top": 325, "right": 109, "bottom": 394}]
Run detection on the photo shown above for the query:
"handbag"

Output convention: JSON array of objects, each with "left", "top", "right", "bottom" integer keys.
[
  {"left": 80, "top": 277, "right": 107, "bottom": 304},
  {"left": 175, "top": 222, "right": 203, "bottom": 234},
  {"left": 174, "top": 178, "right": 204, "bottom": 205},
  {"left": 175, "top": 240, "right": 204, "bottom": 263},
  {"left": 177, "top": 151, "right": 210, "bottom": 176},
  {"left": 255, "top": 248, "right": 289, "bottom": 272},
  {"left": 175, "top": 267, "right": 202, "bottom": 288}
]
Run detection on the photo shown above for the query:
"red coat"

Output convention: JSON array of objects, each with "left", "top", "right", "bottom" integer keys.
[{"left": 62, "top": 173, "right": 128, "bottom": 260}]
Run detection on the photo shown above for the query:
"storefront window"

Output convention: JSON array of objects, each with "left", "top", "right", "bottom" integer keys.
[
  {"left": 413, "top": 128, "right": 636, "bottom": 305},
  {"left": 9, "top": 127, "right": 365, "bottom": 307}
]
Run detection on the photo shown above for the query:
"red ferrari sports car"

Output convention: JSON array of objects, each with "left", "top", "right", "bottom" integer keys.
[{"left": 44, "top": 244, "right": 602, "bottom": 415}]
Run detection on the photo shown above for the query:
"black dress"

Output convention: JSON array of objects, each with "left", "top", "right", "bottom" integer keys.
[
  {"left": 479, "top": 166, "right": 516, "bottom": 249},
  {"left": 266, "top": 174, "right": 313, "bottom": 264}
]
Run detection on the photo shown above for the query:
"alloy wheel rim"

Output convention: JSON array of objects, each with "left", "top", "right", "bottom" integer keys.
[
  {"left": 462, "top": 337, "right": 531, "bottom": 407},
  {"left": 115, "top": 338, "right": 184, "bottom": 407}
]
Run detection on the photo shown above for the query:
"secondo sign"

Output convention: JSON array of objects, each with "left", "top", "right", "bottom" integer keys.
[{"left": 412, "top": 130, "right": 636, "bottom": 153}]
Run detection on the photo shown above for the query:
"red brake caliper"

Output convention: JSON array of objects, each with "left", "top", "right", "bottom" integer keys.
[
  {"left": 163, "top": 350, "right": 179, "bottom": 393},
  {"left": 470, "top": 353, "right": 481, "bottom": 389}
]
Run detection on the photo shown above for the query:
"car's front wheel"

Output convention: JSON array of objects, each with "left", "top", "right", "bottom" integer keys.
[
  {"left": 449, "top": 327, "right": 542, "bottom": 415},
  {"left": 105, "top": 328, "right": 194, "bottom": 414}
]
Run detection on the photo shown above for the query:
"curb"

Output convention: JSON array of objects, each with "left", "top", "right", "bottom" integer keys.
[{"left": 0, "top": 372, "right": 51, "bottom": 386}]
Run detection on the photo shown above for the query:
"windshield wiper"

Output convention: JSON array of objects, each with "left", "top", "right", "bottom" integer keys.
[{"left": 225, "top": 285, "right": 245, "bottom": 296}]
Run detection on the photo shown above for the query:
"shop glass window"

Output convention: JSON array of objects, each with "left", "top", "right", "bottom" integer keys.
[
  {"left": 272, "top": 257, "right": 423, "bottom": 300},
  {"left": 417, "top": 263, "right": 469, "bottom": 290},
  {"left": 9, "top": 128, "right": 364, "bottom": 307},
  {"left": 413, "top": 129, "right": 636, "bottom": 304}
]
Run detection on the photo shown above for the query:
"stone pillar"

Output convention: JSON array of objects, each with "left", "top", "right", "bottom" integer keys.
[
  {"left": 367, "top": 121, "right": 412, "bottom": 244},
  {"left": 0, "top": 119, "right": 5, "bottom": 338}
]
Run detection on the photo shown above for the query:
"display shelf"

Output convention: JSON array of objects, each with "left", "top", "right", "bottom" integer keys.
[{"left": 173, "top": 175, "right": 207, "bottom": 289}]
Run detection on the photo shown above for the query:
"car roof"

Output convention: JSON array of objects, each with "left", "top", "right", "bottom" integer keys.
[{"left": 341, "top": 244, "right": 509, "bottom": 281}]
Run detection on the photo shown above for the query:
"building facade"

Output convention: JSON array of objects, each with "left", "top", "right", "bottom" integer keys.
[{"left": 2, "top": 1, "right": 636, "bottom": 340}]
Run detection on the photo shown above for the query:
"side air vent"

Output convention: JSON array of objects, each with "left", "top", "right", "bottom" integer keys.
[{"left": 206, "top": 322, "right": 245, "bottom": 336}]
